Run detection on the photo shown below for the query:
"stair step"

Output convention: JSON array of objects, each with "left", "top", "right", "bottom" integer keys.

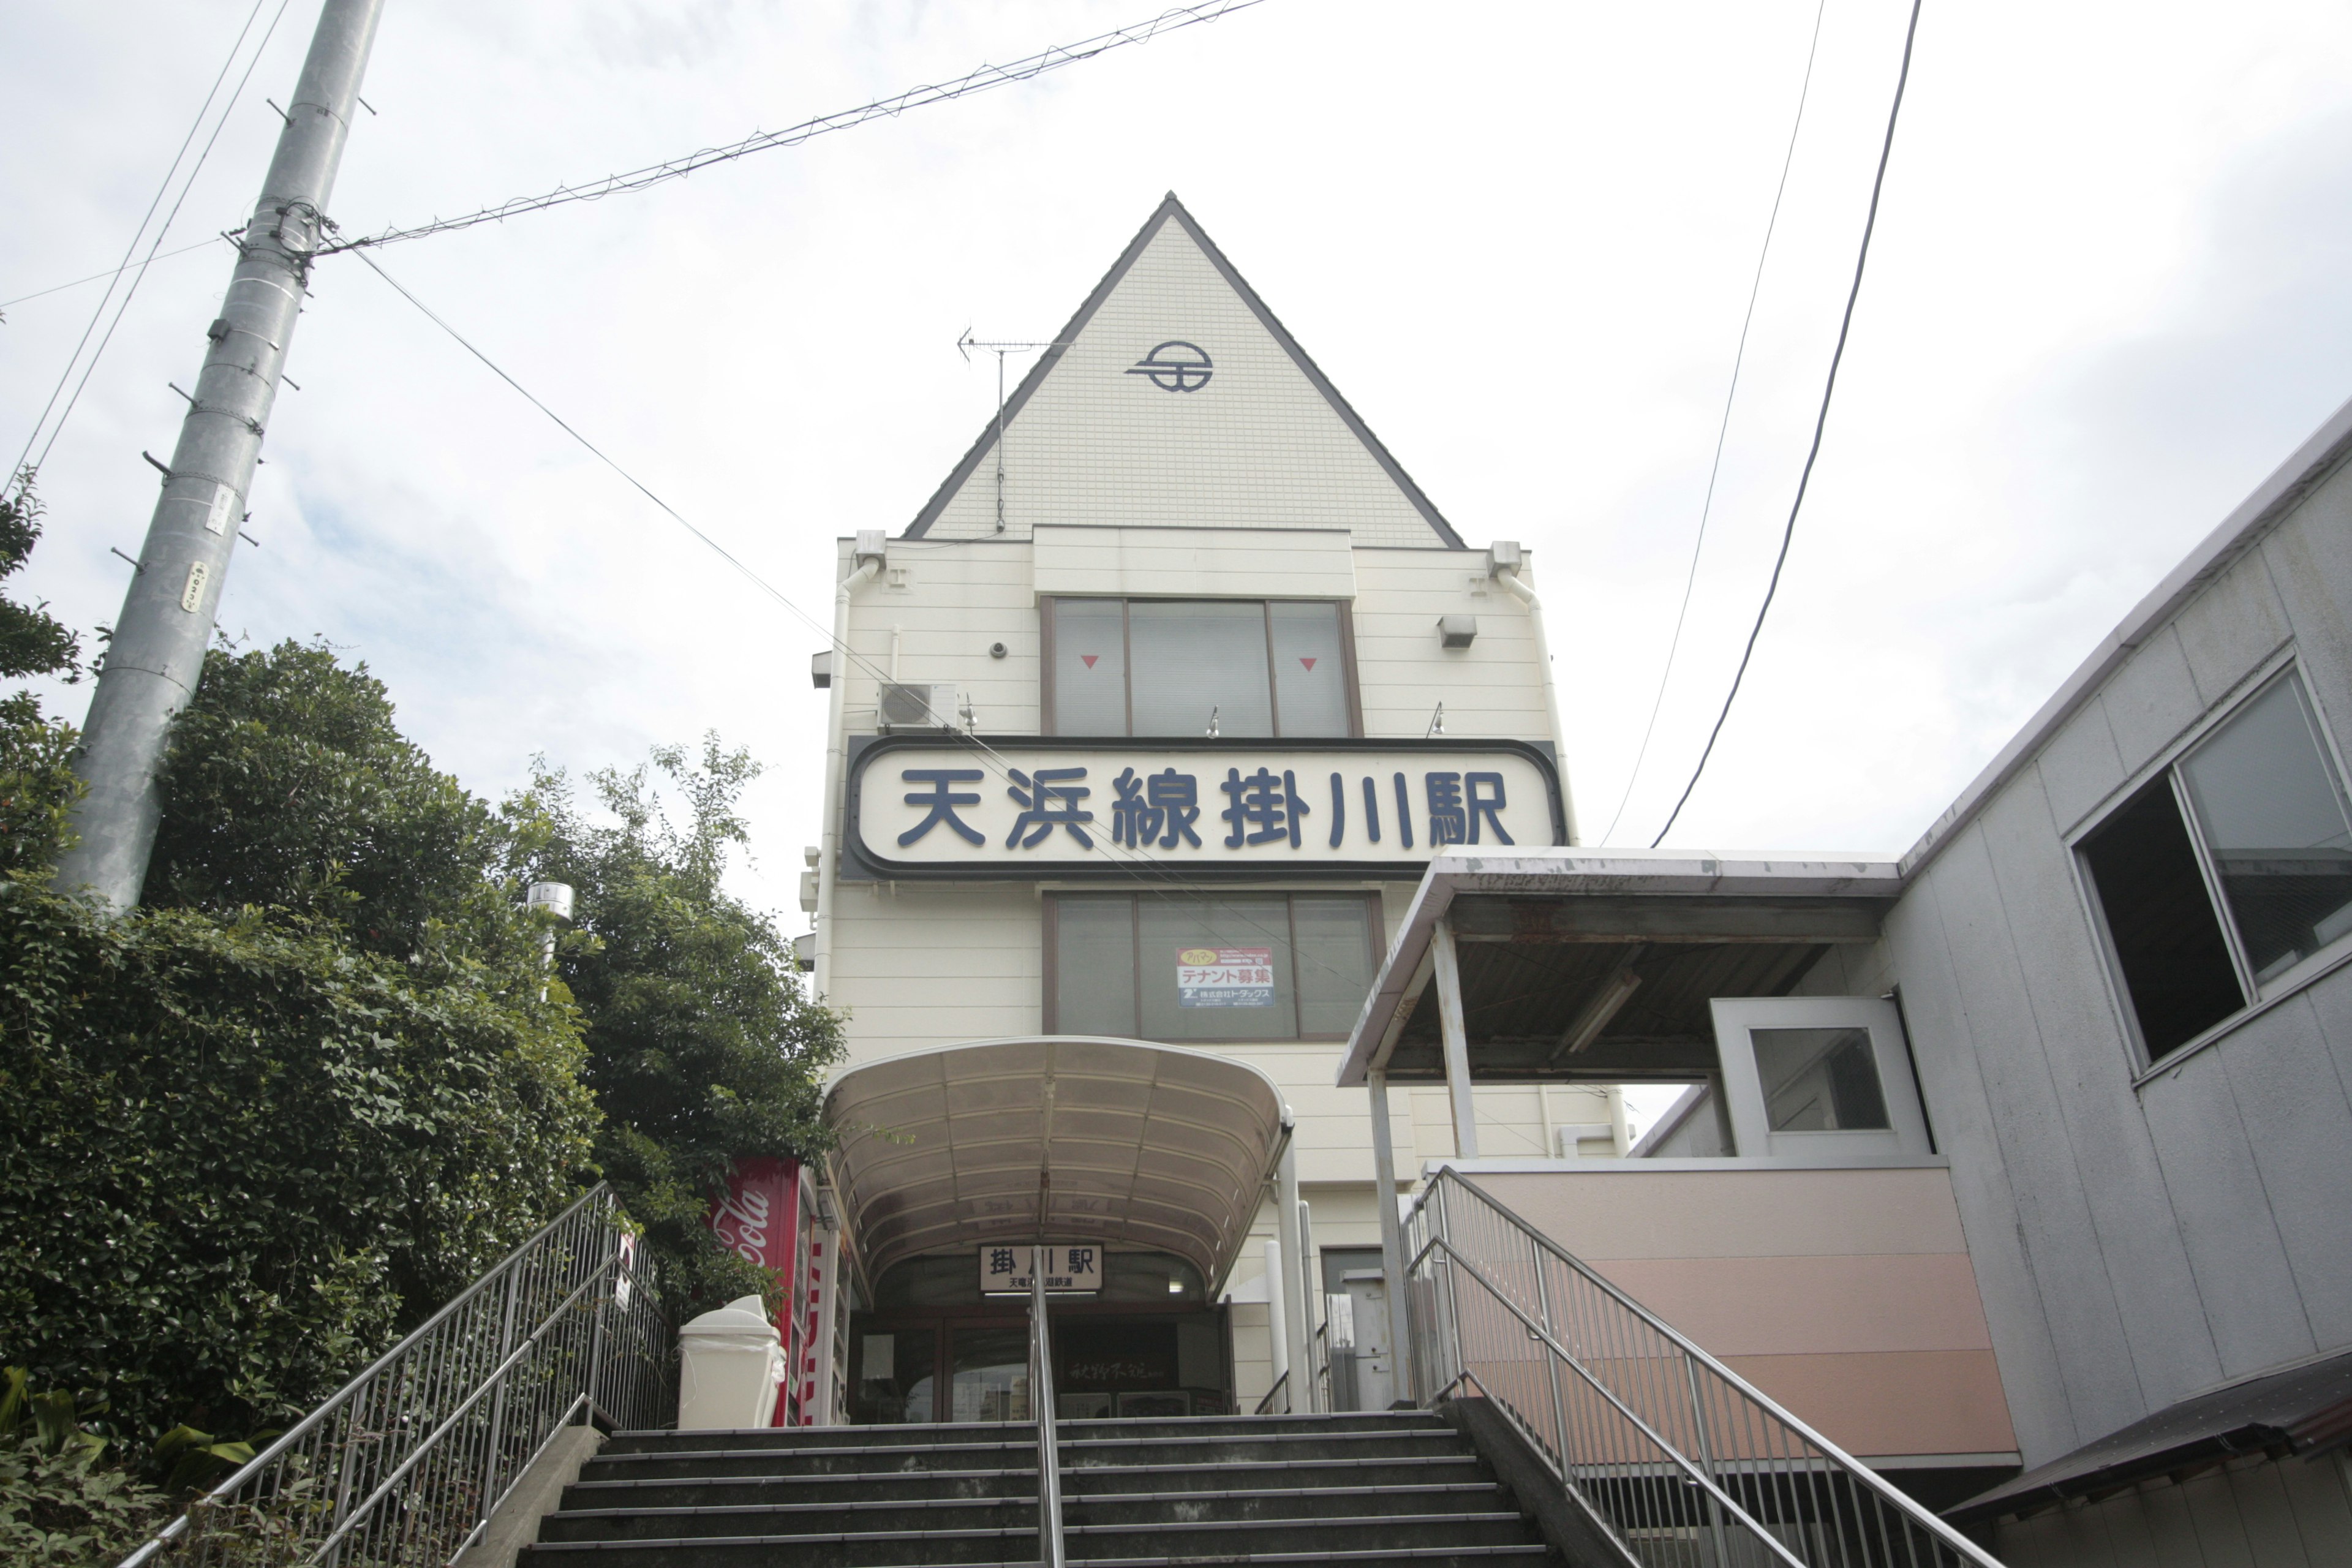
[
  {"left": 540, "top": 1483, "right": 1509, "bottom": 1544},
  {"left": 600, "top": 1412, "right": 1442, "bottom": 1457},
  {"left": 527, "top": 1548, "right": 1550, "bottom": 1568},
  {"left": 522, "top": 1513, "right": 1536, "bottom": 1566},
  {"left": 564, "top": 1453, "right": 1491, "bottom": 1512},
  {"left": 538, "top": 1414, "right": 1556, "bottom": 1568}
]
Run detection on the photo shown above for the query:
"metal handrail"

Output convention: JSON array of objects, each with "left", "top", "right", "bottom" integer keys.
[
  {"left": 1253, "top": 1370, "right": 1290, "bottom": 1415},
  {"left": 1404, "top": 1168, "right": 2007, "bottom": 1568},
  {"left": 1030, "top": 1256, "right": 1066, "bottom": 1568},
  {"left": 115, "top": 1183, "right": 674, "bottom": 1568},
  {"left": 1416, "top": 1232, "right": 1809, "bottom": 1568}
]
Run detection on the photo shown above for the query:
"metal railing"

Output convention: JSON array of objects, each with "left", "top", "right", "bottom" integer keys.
[
  {"left": 1028, "top": 1259, "right": 1066, "bottom": 1568},
  {"left": 119, "top": 1184, "right": 674, "bottom": 1568},
  {"left": 1405, "top": 1169, "right": 2003, "bottom": 1568},
  {"left": 1253, "top": 1371, "right": 1290, "bottom": 1415}
]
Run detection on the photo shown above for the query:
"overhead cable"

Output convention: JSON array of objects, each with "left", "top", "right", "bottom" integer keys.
[
  {"left": 10, "top": 0, "right": 294, "bottom": 484},
  {"left": 1599, "top": 0, "right": 1828, "bottom": 845},
  {"left": 0, "top": 239, "right": 225, "bottom": 314},
  {"left": 1647, "top": 0, "right": 1926, "bottom": 848},
  {"left": 350, "top": 251, "right": 1354, "bottom": 981},
  {"left": 322, "top": 0, "right": 1268, "bottom": 256}
]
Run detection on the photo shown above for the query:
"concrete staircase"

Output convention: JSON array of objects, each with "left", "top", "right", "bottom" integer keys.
[{"left": 519, "top": 1411, "right": 1561, "bottom": 1568}]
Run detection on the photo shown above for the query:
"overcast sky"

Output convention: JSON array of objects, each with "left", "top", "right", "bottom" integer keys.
[{"left": 8, "top": 0, "right": 2352, "bottom": 932}]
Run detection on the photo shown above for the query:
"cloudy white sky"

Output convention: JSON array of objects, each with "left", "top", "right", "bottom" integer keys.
[{"left": 8, "top": 0, "right": 2352, "bottom": 936}]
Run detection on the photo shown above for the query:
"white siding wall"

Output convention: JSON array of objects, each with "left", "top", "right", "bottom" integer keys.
[
  {"left": 825, "top": 526, "right": 1570, "bottom": 1392},
  {"left": 1352, "top": 548, "right": 1550, "bottom": 742},
  {"left": 921, "top": 217, "right": 1444, "bottom": 548}
]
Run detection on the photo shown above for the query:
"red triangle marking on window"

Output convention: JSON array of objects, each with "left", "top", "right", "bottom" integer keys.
[
  {"left": 1080, "top": 654, "right": 1099, "bottom": 669},
  {"left": 1299, "top": 657, "right": 1317, "bottom": 671}
]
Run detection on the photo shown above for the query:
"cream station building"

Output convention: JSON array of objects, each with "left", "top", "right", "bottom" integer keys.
[{"left": 802, "top": 194, "right": 1627, "bottom": 1422}]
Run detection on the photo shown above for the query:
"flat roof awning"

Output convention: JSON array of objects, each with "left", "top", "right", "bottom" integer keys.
[
  {"left": 824, "top": 1036, "right": 1289, "bottom": 1291},
  {"left": 1337, "top": 850, "right": 1904, "bottom": 1086},
  {"left": 1948, "top": 1348, "right": 2352, "bottom": 1523}
]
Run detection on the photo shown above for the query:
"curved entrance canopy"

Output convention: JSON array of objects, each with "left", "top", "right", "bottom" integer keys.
[{"left": 824, "top": 1036, "right": 1290, "bottom": 1291}]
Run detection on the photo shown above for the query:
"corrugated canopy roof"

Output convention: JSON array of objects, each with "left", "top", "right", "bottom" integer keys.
[
  {"left": 824, "top": 1036, "right": 1289, "bottom": 1291},
  {"left": 1337, "top": 851, "right": 1905, "bottom": 1087}
]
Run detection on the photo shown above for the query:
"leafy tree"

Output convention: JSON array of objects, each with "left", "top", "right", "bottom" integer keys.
[
  {"left": 0, "top": 1368, "right": 172, "bottom": 1565},
  {"left": 0, "top": 473, "right": 83, "bottom": 874},
  {"left": 0, "top": 475, "right": 79, "bottom": 687},
  {"left": 511, "top": 739, "right": 845, "bottom": 1313},
  {"left": 145, "top": 639, "right": 511, "bottom": 962}
]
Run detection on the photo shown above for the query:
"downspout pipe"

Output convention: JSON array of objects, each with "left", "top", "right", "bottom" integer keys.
[
  {"left": 814, "top": 534, "right": 885, "bottom": 997},
  {"left": 1491, "top": 556, "right": 1579, "bottom": 845}
]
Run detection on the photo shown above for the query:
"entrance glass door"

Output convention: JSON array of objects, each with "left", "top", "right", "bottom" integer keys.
[{"left": 951, "top": 1325, "right": 1032, "bottom": 1422}]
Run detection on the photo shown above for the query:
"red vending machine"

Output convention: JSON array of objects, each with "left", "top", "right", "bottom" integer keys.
[{"left": 707, "top": 1157, "right": 828, "bottom": 1425}]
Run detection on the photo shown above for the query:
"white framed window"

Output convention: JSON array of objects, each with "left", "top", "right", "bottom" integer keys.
[
  {"left": 2074, "top": 667, "right": 2352, "bottom": 1068},
  {"left": 1709, "top": 996, "right": 1931, "bottom": 1159}
]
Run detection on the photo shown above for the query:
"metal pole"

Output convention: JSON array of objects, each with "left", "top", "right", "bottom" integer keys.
[
  {"left": 1431, "top": 919, "right": 1479, "bottom": 1157},
  {"left": 54, "top": 0, "right": 387, "bottom": 911},
  {"left": 812, "top": 534, "right": 883, "bottom": 993},
  {"left": 1273, "top": 1131, "right": 1310, "bottom": 1415},
  {"left": 1366, "top": 1068, "right": 1414, "bottom": 1409}
]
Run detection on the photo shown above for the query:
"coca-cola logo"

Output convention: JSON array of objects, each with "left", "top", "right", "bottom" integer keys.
[{"left": 712, "top": 1186, "right": 771, "bottom": 1264}]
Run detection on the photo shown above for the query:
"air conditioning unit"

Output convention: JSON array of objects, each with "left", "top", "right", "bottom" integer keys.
[{"left": 878, "top": 682, "right": 959, "bottom": 733}]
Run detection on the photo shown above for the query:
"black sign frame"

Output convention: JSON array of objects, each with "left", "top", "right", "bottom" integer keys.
[{"left": 842, "top": 734, "right": 1565, "bottom": 882}]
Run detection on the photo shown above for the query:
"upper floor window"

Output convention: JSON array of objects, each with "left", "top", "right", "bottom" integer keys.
[
  {"left": 1047, "top": 891, "right": 1379, "bottom": 1042},
  {"left": 1045, "top": 598, "right": 1358, "bottom": 738},
  {"left": 2077, "top": 668, "right": 2352, "bottom": 1065}
]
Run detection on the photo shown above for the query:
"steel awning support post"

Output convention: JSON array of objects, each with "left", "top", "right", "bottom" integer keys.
[
  {"left": 1432, "top": 919, "right": 1479, "bottom": 1158},
  {"left": 1273, "top": 1126, "right": 1311, "bottom": 1414}
]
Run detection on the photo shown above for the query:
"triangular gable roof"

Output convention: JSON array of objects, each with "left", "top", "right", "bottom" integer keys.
[{"left": 903, "top": 193, "right": 1465, "bottom": 548}]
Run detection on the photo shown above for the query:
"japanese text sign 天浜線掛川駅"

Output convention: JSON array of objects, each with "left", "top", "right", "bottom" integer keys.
[
  {"left": 847, "top": 739, "right": 1561, "bottom": 878},
  {"left": 981, "top": 1243, "right": 1104, "bottom": 1294}
]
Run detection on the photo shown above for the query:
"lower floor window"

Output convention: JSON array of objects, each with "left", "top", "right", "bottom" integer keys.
[{"left": 1049, "top": 891, "right": 1381, "bottom": 1041}]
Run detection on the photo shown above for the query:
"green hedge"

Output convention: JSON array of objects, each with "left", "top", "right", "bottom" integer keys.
[{"left": 0, "top": 876, "right": 597, "bottom": 1440}]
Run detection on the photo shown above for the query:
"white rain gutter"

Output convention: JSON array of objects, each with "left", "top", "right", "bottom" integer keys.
[
  {"left": 815, "top": 535, "right": 885, "bottom": 997},
  {"left": 1493, "top": 559, "right": 1579, "bottom": 845}
]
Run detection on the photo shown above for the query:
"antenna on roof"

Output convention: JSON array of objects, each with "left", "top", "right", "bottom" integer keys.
[{"left": 958, "top": 330, "right": 1064, "bottom": 534}]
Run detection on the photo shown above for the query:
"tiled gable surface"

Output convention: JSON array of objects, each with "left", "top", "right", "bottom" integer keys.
[{"left": 906, "top": 195, "right": 1462, "bottom": 548}]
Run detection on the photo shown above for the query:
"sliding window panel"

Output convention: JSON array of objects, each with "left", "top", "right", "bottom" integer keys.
[
  {"left": 1051, "top": 599, "right": 1129, "bottom": 736},
  {"left": 1053, "top": 895, "right": 1139, "bottom": 1035},
  {"left": 1137, "top": 894, "right": 1296, "bottom": 1042},
  {"left": 1128, "top": 601, "right": 1273, "bottom": 738},
  {"left": 2079, "top": 777, "right": 2246, "bottom": 1059},
  {"left": 1292, "top": 895, "right": 1378, "bottom": 1036},
  {"left": 2177, "top": 672, "right": 2352, "bottom": 987},
  {"left": 1270, "top": 602, "right": 1352, "bottom": 737}
]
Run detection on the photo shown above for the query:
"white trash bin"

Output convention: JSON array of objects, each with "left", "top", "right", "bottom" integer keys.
[{"left": 677, "top": 1295, "right": 785, "bottom": 1430}]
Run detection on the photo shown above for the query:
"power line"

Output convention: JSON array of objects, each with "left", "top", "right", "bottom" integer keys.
[
  {"left": 1599, "top": 0, "right": 1828, "bottom": 846},
  {"left": 11, "top": 0, "right": 292, "bottom": 483},
  {"left": 321, "top": 0, "right": 1268, "bottom": 256},
  {"left": 348, "top": 251, "right": 1355, "bottom": 981},
  {"left": 1647, "top": 0, "right": 1926, "bottom": 848},
  {"left": 0, "top": 239, "right": 225, "bottom": 313}
]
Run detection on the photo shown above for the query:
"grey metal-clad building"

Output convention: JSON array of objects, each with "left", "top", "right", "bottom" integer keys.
[
  {"left": 1338, "top": 392, "right": 2352, "bottom": 1565},
  {"left": 1867, "top": 392, "right": 2352, "bottom": 1558}
]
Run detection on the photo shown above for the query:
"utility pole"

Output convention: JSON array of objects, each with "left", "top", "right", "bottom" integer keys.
[{"left": 54, "top": 0, "right": 386, "bottom": 912}]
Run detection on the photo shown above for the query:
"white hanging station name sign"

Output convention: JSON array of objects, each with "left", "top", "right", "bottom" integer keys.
[
  {"left": 982, "top": 1243, "right": 1103, "bottom": 1295},
  {"left": 847, "top": 739, "right": 1562, "bottom": 878}
]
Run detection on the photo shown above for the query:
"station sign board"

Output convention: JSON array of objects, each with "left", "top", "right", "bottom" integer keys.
[
  {"left": 846, "top": 737, "right": 1562, "bottom": 880},
  {"left": 982, "top": 1243, "right": 1104, "bottom": 1295}
]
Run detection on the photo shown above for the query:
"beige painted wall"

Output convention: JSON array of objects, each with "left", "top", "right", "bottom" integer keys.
[{"left": 1475, "top": 1166, "right": 2019, "bottom": 1461}]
